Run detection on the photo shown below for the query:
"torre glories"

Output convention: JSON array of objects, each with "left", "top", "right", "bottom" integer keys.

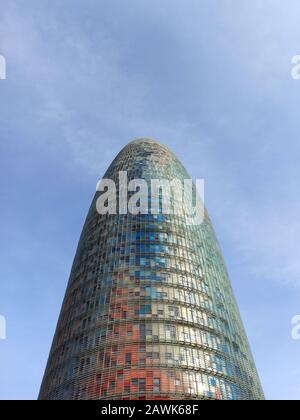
[{"left": 39, "top": 139, "right": 264, "bottom": 400}]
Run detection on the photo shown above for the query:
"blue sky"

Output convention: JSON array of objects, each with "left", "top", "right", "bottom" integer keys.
[{"left": 0, "top": 0, "right": 300, "bottom": 400}]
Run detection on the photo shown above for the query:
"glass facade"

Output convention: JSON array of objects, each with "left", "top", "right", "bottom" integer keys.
[{"left": 39, "top": 139, "right": 264, "bottom": 400}]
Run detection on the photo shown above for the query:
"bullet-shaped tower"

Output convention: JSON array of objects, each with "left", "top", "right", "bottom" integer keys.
[{"left": 39, "top": 139, "right": 264, "bottom": 400}]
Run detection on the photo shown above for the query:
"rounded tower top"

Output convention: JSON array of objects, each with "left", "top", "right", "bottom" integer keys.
[
  {"left": 129, "top": 137, "right": 165, "bottom": 146},
  {"left": 115, "top": 138, "right": 179, "bottom": 163}
]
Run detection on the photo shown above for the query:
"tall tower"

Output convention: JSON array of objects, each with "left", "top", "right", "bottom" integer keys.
[{"left": 39, "top": 139, "right": 264, "bottom": 400}]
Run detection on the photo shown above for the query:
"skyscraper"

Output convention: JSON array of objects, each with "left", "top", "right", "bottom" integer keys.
[{"left": 39, "top": 139, "right": 264, "bottom": 400}]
